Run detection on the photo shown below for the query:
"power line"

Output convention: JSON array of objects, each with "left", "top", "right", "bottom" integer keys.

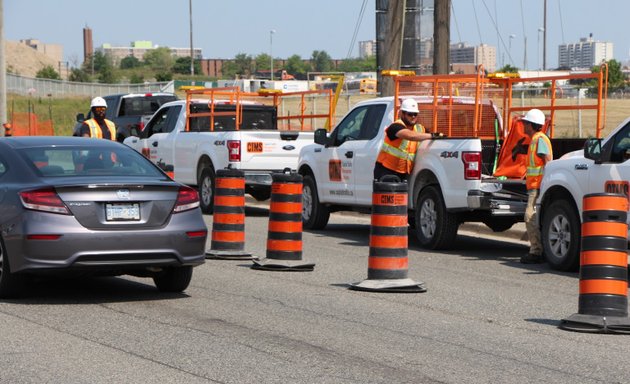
[
  {"left": 346, "top": 0, "right": 368, "bottom": 59},
  {"left": 451, "top": 1, "right": 462, "bottom": 42}
]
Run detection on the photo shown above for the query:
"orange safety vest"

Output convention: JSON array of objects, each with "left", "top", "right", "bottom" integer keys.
[
  {"left": 376, "top": 119, "right": 424, "bottom": 174},
  {"left": 526, "top": 131, "right": 552, "bottom": 190},
  {"left": 85, "top": 118, "right": 116, "bottom": 140}
]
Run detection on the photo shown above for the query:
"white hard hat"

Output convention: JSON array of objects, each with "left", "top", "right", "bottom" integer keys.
[
  {"left": 90, "top": 96, "right": 107, "bottom": 108},
  {"left": 522, "top": 108, "right": 545, "bottom": 126},
  {"left": 400, "top": 98, "right": 419, "bottom": 113}
]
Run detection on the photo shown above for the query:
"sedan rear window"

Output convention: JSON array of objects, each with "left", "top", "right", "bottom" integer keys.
[{"left": 20, "top": 146, "right": 164, "bottom": 177}]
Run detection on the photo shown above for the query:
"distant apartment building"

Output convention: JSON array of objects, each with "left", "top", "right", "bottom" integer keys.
[
  {"left": 558, "top": 35, "right": 613, "bottom": 69},
  {"left": 358, "top": 40, "right": 377, "bottom": 58},
  {"left": 96, "top": 41, "right": 203, "bottom": 65},
  {"left": 450, "top": 43, "right": 496, "bottom": 73}
]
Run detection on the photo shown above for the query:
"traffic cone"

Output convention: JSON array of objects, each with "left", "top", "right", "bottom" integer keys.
[
  {"left": 252, "top": 170, "right": 314, "bottom": 271},
  {"left": 206, "top": 168, "right": 253, "bottom": 260},
  {"left": 560, "top": 193, "right": 630, "bottom": 333},
  {"left": 350, "top": 176, "right": 426, "bottom": 293}
]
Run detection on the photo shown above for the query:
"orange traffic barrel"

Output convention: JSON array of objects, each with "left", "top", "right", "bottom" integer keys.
[
  {"left": 206, "top": 168, "right": 252, "bottom": 260},
  {"left": 350, "top": 176, "right": 426, "bottom": 292},
  {"left": 560, "top": 193, "right": 630, "bottom": 333},
  {"left": 252, "top": 170, "right": 314, "bottom": 271}
]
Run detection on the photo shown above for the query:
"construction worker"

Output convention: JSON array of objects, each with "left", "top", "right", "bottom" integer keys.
[
  {"left": 520, "top": 108, "right": 553, "bottom": 264},
  {"left": 3, "top": 123, "right": 12, "bottom": 137},
  {"left": 79, "top": 97, "right": 116, "bottom": 140},
  {"left": 373, "top": 98, "right": 443, "bottom": 181}
]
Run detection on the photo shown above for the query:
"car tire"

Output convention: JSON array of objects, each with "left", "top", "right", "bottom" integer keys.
[
  {"left": 0, "top": 238, "right": 24, "bottom": 299},
  {"left": 153, "top": 266, "right": 193, "bottom": 293},
  {"left": 198, "top": 167, "right": 215, "bottom": 214},
  {"left": 415, "top": 185, "right": 459, "bottom": 249},
  {"left": 302, "top": 175, "right": 330, "bottom": 230},
  {"left": 542, "top": 199, "right": 581, "bottom": 272}
]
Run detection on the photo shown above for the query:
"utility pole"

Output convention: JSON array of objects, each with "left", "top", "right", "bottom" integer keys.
[
  {"left": 0, "top": 0, "right": 6, "bottom": 133},
  {"left": 189, "top": 0, "right": 194, "bottom": 76},
  {"left": 433, "top": 0, "right": 450, "bottom": 74},
  {"left": 380, "top": 0, "right": 405, "bottom": 96},
  {"left": 543, "top": 0, "right": 547, "bottom": 70}
]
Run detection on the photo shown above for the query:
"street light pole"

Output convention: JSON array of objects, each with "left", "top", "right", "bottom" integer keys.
[
  {"left": 270, "top": 30, "right": 275, "bottom": 81},
  {"left": 537, "top": 27, "right": 544, "bottom": 70},
  {"left": 189, "top": 0, "right": 194, "bottom": 76},
  {"left": 509, "top": 34, "right": 515, "bottom": 66}
]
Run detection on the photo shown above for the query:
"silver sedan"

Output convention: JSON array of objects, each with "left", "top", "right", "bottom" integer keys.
[{"left": 0, "top": 136, "right": 207, "bottom": 298}]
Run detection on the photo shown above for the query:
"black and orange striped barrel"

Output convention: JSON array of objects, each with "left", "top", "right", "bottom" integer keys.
[
  {"left": 266, "top": 172, "right": 303, "bottom": 261},
  {"left": 209, "top": 168, "right": 246, "bottom": 253},
  {"left": 368, "top": 177, "right": 409, "bottom": 280},
  {"left": 579, "top": 193, "right": 628, "bottom": 317}
]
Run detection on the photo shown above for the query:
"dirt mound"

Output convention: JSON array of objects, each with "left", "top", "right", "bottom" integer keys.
[{"left": 5, "top": 40, "right": 60, "bottom": 78}]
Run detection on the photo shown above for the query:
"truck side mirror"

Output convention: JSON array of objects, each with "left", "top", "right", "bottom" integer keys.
[
  {"left": 76, "top": 113, "right": 85, "bottom": 122},
  {"left": 314, "top": 128, "right": 329, "bottom": 146},
  {"left": 583, "top": 138, "right": 602, "bottom": 163}
]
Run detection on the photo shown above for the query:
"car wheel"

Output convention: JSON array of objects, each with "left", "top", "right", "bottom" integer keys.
[
  {"left": 415, "top": 185, "right": 459, "bottom": 249},
  {"left": 198, "top": 167, "right": 215, "bottom": 214},
  {"left": 542, "top": 199, "right": 580, "bottom": 271},
  {"left": 153, "top": 266, "right": 193, "bottom": 293},
  {"left": 0, "top": 238, "right": 24, "bottom": 299},
  {"left": 302, "top": 175, "right": 329, "bottom": 230}
]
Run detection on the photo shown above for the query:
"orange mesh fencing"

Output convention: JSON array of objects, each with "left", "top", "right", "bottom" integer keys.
[{"left": 8, "top": 112, "right": 54, "bottom": 136}]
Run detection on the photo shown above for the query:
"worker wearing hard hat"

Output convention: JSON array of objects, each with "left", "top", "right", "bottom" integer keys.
[
  {"left": 521, "top": 108, "right": 553, "bottom": 264},
  {"left": 78, "top": 97, "right": 116, "bottom": 140},
  {"left": 374, "top": 98, "right": 444, "bottom": 181}
]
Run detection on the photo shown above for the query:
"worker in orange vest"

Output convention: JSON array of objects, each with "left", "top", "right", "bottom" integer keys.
[
  {"left": 521, "top": 108, "right": 553, "bottom": 264},
  {"left": 79, "top": 97, "right": 116, "bottom": 140},
  {"left": 374, "top": 98, "right": 443, "bottom": 182},
  {"left": 3, "top": 122, "right": 12, "bottom": 137}
]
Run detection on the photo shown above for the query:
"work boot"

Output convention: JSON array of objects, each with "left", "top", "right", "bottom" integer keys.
[{"left": 520, "top": 253, "right": 543, "bottom": 264}]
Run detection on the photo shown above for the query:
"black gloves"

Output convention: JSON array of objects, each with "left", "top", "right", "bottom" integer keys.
[{"left": 431, "top": 132, "right": 445, "bottom": 138}]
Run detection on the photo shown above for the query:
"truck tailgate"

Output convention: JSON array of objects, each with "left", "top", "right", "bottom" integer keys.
[{"left": 239, "top": 131, "right": 314, "bottom": 171}]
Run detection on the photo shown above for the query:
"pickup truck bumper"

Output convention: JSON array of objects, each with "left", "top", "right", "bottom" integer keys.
[{"left": 467, "top": 190, "right": 527, "bottom": 216}]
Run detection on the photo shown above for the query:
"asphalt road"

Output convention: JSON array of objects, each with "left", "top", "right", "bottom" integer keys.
[{"left": 0, "top": 205, "right": 628, "bottom": 384}]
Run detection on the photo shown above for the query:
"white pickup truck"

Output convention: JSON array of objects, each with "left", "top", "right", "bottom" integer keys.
[
  {"left": 124, "top": 88, "right": 333, "bottom": 213},
  {"left": 297, "top": 96, "right": 528, "bottom": 250},
  {"left": 538, "top": 116, "right": 630, "bottom": 271}
]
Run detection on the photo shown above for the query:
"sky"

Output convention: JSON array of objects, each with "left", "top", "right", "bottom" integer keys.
[{"left": 4, "top": 0, "right": 630, "bottom": 70}]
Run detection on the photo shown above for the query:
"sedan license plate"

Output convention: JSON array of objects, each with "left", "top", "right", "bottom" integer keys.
[{"left": 106, "top": 203, "right": 140, "bottom": 221}]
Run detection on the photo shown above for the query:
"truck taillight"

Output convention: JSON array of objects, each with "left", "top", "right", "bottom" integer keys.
[
  {"left": 462, "top": 151, "right": 481, "bottom": 180},
  {"left": 227, "top": 140, "right": 241, "bottom": 162}
]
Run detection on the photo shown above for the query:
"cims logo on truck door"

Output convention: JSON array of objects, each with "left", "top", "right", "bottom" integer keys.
[
  {"left": 247, "top": 142, "right": 263, "bottom": 153},
  {"left": 605, "top": 180, "right": 630, "bottom": 201}
]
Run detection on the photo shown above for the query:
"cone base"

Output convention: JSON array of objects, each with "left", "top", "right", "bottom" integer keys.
[
  {"left": 205, "top": 249, "right": 254, "bottom": 260},
  {"left": 251, "top": 258, "right": 315, "bottom": 271},
  {"left": 349, "top": 278, "right": 427, "bottom": 293},
  {"left": 559, "top": 313, "right": 630, "bottom": 334}
]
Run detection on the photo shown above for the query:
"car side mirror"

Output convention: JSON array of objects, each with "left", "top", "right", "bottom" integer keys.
[
  {"left": 583, "top": 138, "right": 602, "bottom": 163},
  {"left": 314, "top": 128, "right": 329, "bottom": 146},
  {"left": 76, "top": 113, "right": 85, "bottom": 122}
]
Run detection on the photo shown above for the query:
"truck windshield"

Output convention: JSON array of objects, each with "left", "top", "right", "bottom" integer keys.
[{"left": 189, "top": 104, "right": 277, "bottom": 132}]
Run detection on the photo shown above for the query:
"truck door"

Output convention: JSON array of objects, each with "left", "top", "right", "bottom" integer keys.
[
  {"left": 138, "top": 105, "right": 182, "bottom": 176},
  {"left": 351, "top": 104, "right": 387, "bottom": 205},
  {"left": 587, "top": 121, "right": 630, "bottom": 231}
]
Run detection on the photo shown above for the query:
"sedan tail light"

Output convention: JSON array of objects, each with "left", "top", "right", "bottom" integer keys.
[
  {"left": 173, "top": 186, "right": 200, "bottom": 213},
  {"left": 19, "top": 188, "right": 71, "bottom": 215}
]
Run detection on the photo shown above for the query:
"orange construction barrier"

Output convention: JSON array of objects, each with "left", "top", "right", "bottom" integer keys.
[
  {"left": 205, "top": 168, "right": 253, "bottom": 260},
  {"left": 252, "top": 170, "right": 314, "bottom": 271},
  {"left": 560, "top": 193, "right": 630, "bottom": 333},
  {"left": 350, "top": 176, "right": 426, "bottom": 292}
]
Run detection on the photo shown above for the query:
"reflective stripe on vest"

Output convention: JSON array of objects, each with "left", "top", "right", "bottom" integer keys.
[
  {"left": 376, "top": 120, "right": 424, "bottom": 174},
  {"left": 85, "top": 119, "right": 116, "bottom": 140},
  {"left": 526, "top": 131, "right": 552, "bottom": 190}
]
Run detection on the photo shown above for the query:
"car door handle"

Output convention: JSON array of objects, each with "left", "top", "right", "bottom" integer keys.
[
  {"left": 574, "top": 164, "right": 588, "bottom": 170},
  {"left": 152, "top": 141, "right": 158, "bottom": 147},
  {"left": 345, "top": 151, "right": 354, "bottom": 158}
]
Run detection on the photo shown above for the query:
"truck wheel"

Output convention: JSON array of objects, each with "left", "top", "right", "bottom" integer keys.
[
  {"left": 542, "top": 199, "right": 580, "bottom": 271},
  {"left": 198, "top": 168, "right": 215, "bottom": 214},
  {"left": 302, "top": 175, "right": 329, "bottom": 230},
  {"left": 415, "top": 185, "right": 459, "bottom": 249}
]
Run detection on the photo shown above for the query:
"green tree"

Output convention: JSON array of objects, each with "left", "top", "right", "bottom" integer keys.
[
  {"left": 594, "top": 59, "right": 624, "bottom": 90},
  {"left": 233, "top": 53, "right": 253, "bottom": 77},
  {"left": 120, "top": 55, "right": 142, "bottom": 69},
  {"left": 311, "top": 50, "right": 333, "bottom": 72},
  {"left": 36, "top": 65, "right": 61, "bottom": 80},
  {"left": 496, "top": 64, "right": 519, "bottom": 73},
  {"left": 129, "top": 73, "right": 145, "bottom": 84},
  {"left": 255, "top": 53, "right": 272, "bottom": 72},
  {"left": 286, "top": 54, "right": 309, "bottom": 79},
  {"left": 98, "top": 66, "right": 118, "bottom": 84},
  {"left": 221, "top": 61, "right": 239, "bottom": 79},
  {"left": 68, "top": 67, "right": 91, "bottom": 82},
  {"left": 155, "top": 72, "right": 173, "bottom": 82},
  {"left": 172, "top": 57, "right": 202, "bottom": 75},
  {"left": 338, "top": 57, "right": 376, "bottom": 72},
  {"left": 144, "top": 47, "right": 174, "bottom": 72}
]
